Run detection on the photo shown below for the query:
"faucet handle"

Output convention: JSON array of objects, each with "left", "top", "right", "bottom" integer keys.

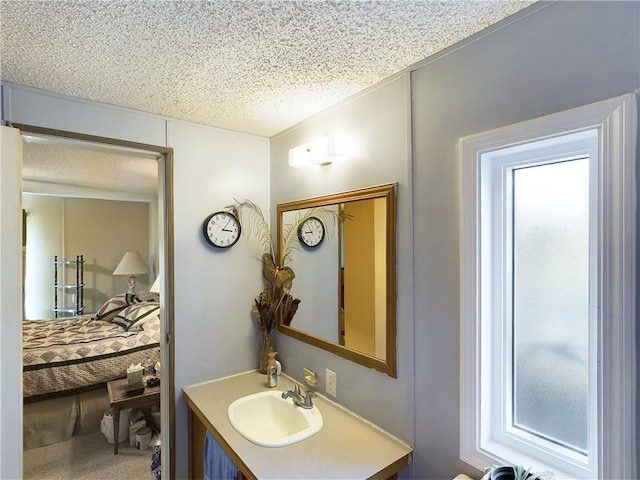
[{"left": 303, "top": 391, "right": 316, "bottom": 407}]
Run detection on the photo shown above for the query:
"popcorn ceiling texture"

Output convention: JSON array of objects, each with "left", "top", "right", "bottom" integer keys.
[
  {"left": 22, "top": 142, "right": 158, "bottom": 201},
  {"left": 1, "top": 1, "right": 534, "bottom": 137}
]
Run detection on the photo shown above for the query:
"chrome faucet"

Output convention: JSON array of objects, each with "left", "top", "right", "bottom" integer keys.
[{"left": 281, "top": 383, "right": 316, "bottom": 409}]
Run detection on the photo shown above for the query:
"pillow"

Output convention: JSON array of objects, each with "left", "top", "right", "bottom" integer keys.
[
  {"left": 137, "top": 291, "right": 160, "bottom": 303},
  {"left": 111, "top": 302, "right": 160, "bottom": 332},
  {"left": 93, "top": 293, "right": 140, "bottom": 322}
]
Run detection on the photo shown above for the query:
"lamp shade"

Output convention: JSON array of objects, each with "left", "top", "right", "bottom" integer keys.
[
  {"left": 113, "top": 251, "right": 150, "bottom": 276},
  {"left": 149, "top": 275, "right": 160, "bottom": 293}
]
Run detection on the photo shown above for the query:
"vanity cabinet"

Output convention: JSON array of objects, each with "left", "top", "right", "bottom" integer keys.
[
  {"left": 188, "top": 408, "right": 251, "bottom": 480},
  {"left": 188, "top": 408, "right": 206, "bottom": 480},
  {"left": 183, "top": 371, "right": 413, "bottom": 480}
]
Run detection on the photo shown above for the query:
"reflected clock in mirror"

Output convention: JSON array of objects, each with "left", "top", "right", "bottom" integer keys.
[
  {"left": 297, "top": 216, "right": 325, "bottom": 248},
  {"left": 277, "top": 183, "right": 397, "bottom": 377}
]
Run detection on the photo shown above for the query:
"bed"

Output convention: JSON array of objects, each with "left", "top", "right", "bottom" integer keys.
[{"left": 23, "top": 294, "right": 161, "bottom": 449}]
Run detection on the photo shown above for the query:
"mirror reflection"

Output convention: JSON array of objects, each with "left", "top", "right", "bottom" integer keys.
[
  {"left": 339, "top": 197, "right": 388, "bottom": 359},
  {"left": 277, "top": 183, "right": 396, "bottom": 377}
]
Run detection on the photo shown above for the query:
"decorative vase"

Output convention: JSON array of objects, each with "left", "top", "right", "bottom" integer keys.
[
  {"left": 259, "top": 330, "right": 274, "bottom": 374},
  {"left": 490, "top": 467, "right": 515, "bottom": 480}
]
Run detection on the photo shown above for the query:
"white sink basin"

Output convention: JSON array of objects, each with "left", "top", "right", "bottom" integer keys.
[{"left": 227, "top": 390, "right": 323, "bottom": 447}]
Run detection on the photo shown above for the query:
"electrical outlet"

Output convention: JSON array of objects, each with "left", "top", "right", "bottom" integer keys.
[{"left": 326, "top": 369, "right": 337, "bottom": 397}]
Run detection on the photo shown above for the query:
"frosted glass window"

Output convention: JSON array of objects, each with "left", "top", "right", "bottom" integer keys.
[
  {"left": 511, "top": 158, "right": 590, "bottom": 452},
  {"left": 461, "top": 95, "right": 636, "bottom": 480}
]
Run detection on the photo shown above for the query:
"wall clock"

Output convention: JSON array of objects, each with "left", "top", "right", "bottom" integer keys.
[
  {"left": 297, "top": 216, "right": 325, "bottom": 248},
  {"left": 203, "top": 211, "right": 241, "bottom": 248}
]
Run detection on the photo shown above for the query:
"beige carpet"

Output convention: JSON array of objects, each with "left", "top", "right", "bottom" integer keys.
[{"left": 23, "top": 431, "right": 154, "bottom": 480}]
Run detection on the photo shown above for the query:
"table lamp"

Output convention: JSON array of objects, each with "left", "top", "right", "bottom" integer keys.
[
  {"left": 113, "top": 251, "right": 150, "bottom": 294},
  {"left": 150, "top": 275, "right": 160, "bottom": 294}
]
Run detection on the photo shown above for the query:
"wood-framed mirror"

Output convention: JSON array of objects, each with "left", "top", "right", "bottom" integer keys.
[{"left": 277, "top": 183, "right": 397, "bottom": 377}]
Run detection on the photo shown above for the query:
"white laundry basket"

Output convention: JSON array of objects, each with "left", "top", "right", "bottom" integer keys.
[{"left": 100, "top": 407, "right": 132, "bottom": 444}]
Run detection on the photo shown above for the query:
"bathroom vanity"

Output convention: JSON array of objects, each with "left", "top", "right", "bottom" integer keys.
[{"left": 183, "top": 371, "right": 413, "bottom": 479}]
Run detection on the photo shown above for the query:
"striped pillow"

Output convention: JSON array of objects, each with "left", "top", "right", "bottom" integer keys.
[
  {"left": 93, "top": 293, "right": 140, "bottom": 321},
  {"left": 111, "top": 302, "right": 160, "bottom": 331}
]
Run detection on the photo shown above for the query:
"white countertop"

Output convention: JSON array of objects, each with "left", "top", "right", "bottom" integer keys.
[{"left": 183, "top": 370, "right": 413, "bottom": 480}]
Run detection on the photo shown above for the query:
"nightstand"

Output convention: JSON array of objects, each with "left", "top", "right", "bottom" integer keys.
[{"left": 106, "top": 377, "right": 160, "bottom": 454}]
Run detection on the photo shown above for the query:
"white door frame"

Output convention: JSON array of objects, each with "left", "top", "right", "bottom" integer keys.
[{"left": 1, "top": 124, "right": 175, "bottom": 479}]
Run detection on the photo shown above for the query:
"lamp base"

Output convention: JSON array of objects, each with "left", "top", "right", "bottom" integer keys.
[{"left": 127, "top": 275, "right": 137, "bottom": 295}]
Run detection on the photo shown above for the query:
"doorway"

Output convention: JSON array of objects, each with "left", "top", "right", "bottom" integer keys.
[{"left": 11, "top": 124, "right": 175, "bottom": 479}]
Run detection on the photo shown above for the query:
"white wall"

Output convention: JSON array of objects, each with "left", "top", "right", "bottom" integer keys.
[
  {"left": 167, "top": 120, "right": 268, "bottom": 476},
  {"left": 409, "top": 2, "right": 640, "bottom": 478},
  {"left": 0, "top": 84, "right": 269, "bottom": 480},
  {"left": 269, "top": 75, "right": 415, "bottom": 446},
  {"left": 0, "top": 125, "right": 23, "bottom": 480},
  {"left": 4, "top": 85, "right": 165, "bottom": 146}
]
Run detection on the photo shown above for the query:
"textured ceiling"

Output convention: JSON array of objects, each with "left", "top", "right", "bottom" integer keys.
[
  {"left": 1, "top": 0, "right": 534, "bottom": 138},
  {"left": 22, "top": 139, "right": 159, "bottom": 202}
]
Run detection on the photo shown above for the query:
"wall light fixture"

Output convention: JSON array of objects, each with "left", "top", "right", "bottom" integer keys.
[{"left": 288, "top": 135, "right": 344, "bottom": 167}]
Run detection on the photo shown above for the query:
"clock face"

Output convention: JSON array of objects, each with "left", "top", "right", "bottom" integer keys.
[
  {"left": 297, "top": 216, "right": 325, "bottom": 248},
  {"left": 203, "top": 211, "right": 241, "bottom": 248}
]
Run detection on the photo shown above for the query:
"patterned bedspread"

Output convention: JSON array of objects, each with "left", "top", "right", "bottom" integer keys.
[{"left": 23, "top": 312, "right": 160, "bottom": 402}]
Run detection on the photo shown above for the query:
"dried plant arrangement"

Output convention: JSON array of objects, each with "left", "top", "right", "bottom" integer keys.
[{"left": 229, "top": 199, "right": 340, "bottom": 332}]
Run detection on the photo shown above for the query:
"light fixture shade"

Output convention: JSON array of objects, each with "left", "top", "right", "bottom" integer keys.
[
  {"left": 149, "top": 275, "right": 160, "bottom": 293},
  {"left": 113, "top": 251, "right": 150, "bottom": 276},
  {"left": 288, "top": 135, "right": 343, "bottom": 167}
]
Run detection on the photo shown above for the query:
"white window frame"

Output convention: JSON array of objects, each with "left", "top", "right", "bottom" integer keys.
[
  {"left": 460, "top": 93, "right": 637, "bottom": 479},
  {"left": 485, "top": 132, "right": 599, "bottom": 475}
]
